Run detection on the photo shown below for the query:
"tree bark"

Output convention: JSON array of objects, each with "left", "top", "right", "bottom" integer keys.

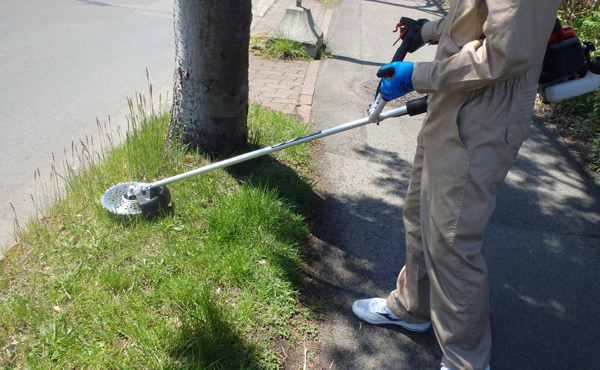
[{"left": 169, "top": 0, "right": 251, "bottom": 153}]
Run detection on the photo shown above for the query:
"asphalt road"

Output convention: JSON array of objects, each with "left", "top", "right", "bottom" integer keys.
[{"left": 0, "top": 0, "right": 175, "bottom": 258}]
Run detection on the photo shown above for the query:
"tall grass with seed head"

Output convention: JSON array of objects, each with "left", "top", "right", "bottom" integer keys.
[{"left": 0, "top": 90, "right": 318, "bottom": 368}]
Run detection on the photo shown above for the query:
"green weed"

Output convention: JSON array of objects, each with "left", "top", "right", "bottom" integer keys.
[
  {"left": 250, "top": 33, "right": 264, "bottom": 51},
  {"left": 265, "top": 38, "right": 312, "bottom": 60}
]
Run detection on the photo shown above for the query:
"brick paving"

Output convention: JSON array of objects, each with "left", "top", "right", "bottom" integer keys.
[{"left": 249, "top": 0, "right": 331, "bottom": 121}]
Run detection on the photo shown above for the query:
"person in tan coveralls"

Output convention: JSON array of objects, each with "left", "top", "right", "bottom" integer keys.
[{"left": 352, "top": 1, "right": 563, "bottom": 369}]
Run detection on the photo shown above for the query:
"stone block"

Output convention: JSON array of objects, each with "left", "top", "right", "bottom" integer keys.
[{"left": 268, "top": 7, "right": 324, "bottom": 59}]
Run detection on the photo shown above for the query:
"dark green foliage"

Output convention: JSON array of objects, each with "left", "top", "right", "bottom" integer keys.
[{"left": 554, "top": 0, "right": 600, "bottom": 171}]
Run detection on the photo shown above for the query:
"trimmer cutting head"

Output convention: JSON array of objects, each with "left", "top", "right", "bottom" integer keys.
[{"left": 101, "top": 182, "right": 171, "bottom": 218}]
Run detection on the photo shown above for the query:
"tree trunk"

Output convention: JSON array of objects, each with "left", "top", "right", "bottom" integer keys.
[{"left": 169, "top": 0, "right": 251, "bottom": 153}]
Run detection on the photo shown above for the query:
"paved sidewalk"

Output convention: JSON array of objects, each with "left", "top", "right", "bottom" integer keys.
[
  {"left": 249, "top": 0, "right": 332, "bottom": 122},
  {"left": 308, "top": 0, "right": 600, "bottom": 369}
]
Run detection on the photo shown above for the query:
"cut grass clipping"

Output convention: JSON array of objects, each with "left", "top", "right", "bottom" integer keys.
[{"left": 0, "top": 100, "right": 317, "bottom": 368}]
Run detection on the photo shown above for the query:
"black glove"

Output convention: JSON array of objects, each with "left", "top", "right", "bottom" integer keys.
[
  {"left": 391, "top": 17, "right": 429, "bottom": 62},
  {"left": 402, "top": 17, "right": 428, "bottom": 53}
]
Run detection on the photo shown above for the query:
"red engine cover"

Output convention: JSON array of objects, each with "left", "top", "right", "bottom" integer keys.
[{"left": 548, "top": 20, "right": 578, "bottom": 45}]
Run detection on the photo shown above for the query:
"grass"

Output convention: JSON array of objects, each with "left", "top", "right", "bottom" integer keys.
[
  {"left": 0, "top": 97, "right": 318, "bottom": 368},
  {"left": 264, "top": 38, "right": 312, "bottom": 61},
  {"left": 250, "top": 35, "right": 314, "bottom": 61},
  {"left": 261, "top": 37, "right": 330, "bottom": 61}
]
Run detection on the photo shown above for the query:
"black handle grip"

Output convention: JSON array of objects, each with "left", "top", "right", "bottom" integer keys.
[
  {"left": 406, "top": 96, "right": 428, "bottom": 116},
  {"left": 391, "top": 42, "right": 409, "bottom": 63},
  {"left": 391, "top": 17, "right": 426, "bottom": 62}
]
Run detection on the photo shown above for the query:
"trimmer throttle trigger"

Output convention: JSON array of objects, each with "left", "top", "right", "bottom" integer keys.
[{"left": 392, "top": 22, "right": 409, "bottom": 46}]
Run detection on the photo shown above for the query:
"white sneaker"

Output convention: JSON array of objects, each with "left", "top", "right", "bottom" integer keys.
[{"left": 352, "top": 298, "right": 431, "bottom": 332}]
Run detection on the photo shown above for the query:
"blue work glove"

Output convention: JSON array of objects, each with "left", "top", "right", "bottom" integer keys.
[{"left": 377, "top": 62, "right": 414, "bottom": 101}]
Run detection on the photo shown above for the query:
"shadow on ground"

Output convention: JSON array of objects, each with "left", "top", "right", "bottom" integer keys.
[{"left": 307, "top": 117, "right": 600, "bottom": 369}]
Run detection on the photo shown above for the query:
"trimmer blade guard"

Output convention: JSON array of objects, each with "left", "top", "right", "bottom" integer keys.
[{"left": 101, "top": 182, "right": 171, "bottom": 218}]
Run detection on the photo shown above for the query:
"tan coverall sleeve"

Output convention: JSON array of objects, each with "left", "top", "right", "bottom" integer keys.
[
  {"left": 420, "top": 17, "right": 447, "bottom": 45},
  {"left": 413, "top": 0, "right": 557, "bottom": 94}
]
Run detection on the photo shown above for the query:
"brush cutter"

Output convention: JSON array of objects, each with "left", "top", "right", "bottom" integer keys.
[
  {"left": 100, "top": 18, "right": 429, "bottom": 218},
  {"left": 100, "top": 97, "right": 428, "bottom": 217},
  {"left": 538, "top": 19, "right": 600, "bottom": 103}
]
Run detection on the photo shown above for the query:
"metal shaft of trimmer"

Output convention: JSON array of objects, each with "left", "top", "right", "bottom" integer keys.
[{"left": 141, "top": 99, "right": 426, "bottom": 193}]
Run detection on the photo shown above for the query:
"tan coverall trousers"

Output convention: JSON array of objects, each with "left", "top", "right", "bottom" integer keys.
[{"left": 384, "top": 1, "right": 562, "bottom": 369}]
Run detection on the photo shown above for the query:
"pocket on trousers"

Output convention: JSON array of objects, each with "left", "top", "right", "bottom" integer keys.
[
  {"left": 505, "top": 120, "right": 531, "bottom": 145},
  {"left": 489, "top": 121, "right": 531, "bottom": 195}
]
